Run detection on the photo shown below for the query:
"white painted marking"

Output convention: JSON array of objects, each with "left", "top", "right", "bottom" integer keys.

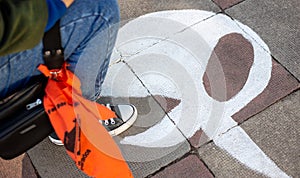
[
  {"left": 215, "top": 126, "right": 290, "bottom": 178},
  {"left": 101, "top": 10, "right": 290, "bottom": 177}
]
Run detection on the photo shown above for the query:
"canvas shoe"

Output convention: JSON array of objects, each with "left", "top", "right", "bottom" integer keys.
[
  {"left": 48, "top": 132, "right": 64, "bottom": 146},
  {"left": 49, "top": 104, "right": 137, "bottom": 145},
  {"left": 101, "top": 104, "right": 138, "bottom": 136}
]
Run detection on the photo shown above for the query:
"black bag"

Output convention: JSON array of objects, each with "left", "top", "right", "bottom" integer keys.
[
  {"left": 0, "top": 21, "right": 64, "bottom": 160},
  {"left": 0, "top": 77, "right": 53, "bottom": 159}
]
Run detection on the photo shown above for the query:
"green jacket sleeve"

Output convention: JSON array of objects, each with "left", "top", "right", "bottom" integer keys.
[{"left": 0, "top": 0, "right": 48, "bottom": 56}]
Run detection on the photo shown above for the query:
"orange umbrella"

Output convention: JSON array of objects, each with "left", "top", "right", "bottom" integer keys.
[{"left": 38, "top": 63, "right": 132, "bottom": 178}]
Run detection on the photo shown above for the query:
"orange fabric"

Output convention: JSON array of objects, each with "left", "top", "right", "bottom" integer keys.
[{"left": 38, "top": 63, "right": 133, "bottom": 178}]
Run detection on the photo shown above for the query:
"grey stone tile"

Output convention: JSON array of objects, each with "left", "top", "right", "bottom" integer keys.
[
  {"left": 241, "top": 90, "right": 300, "bottom": 177},
  {"left": 101, "top": 62, "right": 178, "bottom": 138},
  {"left": 198, "top": 142, "right": 267, "bottom": 178},
  {"left": 200, "top": 90, "right": 299, "bottom": 178},
  {"left": 226, "top": 0, "right": 300, "bottom": 80},
  {"left": 115, "top": 11, "right": 219, "bottom": 143},
  {"left": 27, "top": 139, "right": 89, "bottom": 178},
  {"left": 28, "top": 138, "right": 190, "bottom": 178},
  {"left": 119, "top": 10, "right": 275, "bottom": 145},
  {"left": 101, "top": 62, "right": 191, "bottom": 177},
  {"left": 118, "top": 0, "right": 220, "bottom": 21},
  {"left": 124, "top": 49, "right": 205, "bottom": 144},
  {"left": 114, "top": 10, "right": 217, "bottom": 60},
  {"left": 233, "top": 60, "right": 300, "bottom": 123},
  {"left": 100, "top": 61, "right": 148, "bottom": 98},
  {"left": 212, "top": 0, "right": 244, "bottom": 10},
  {"left": 123, "top": 142, "right": 190, "bottom": 178}
]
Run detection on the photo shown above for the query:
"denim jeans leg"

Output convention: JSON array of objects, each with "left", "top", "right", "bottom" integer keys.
[
  {"left": 0, "top": 0, "right": 120, "bottom": 100},
  {"left": 61, "top": 0, "right": 120, "bottom": 100},
  {"left": 0, "top": 43, "right": 44, "bottom": 99}
]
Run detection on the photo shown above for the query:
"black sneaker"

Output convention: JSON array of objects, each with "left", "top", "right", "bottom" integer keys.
[
  {"left": 101, "top": 104, "right": 137, "bottom": 136},
  {"left": 49, "top": 104, "right": 137, "bottom": 145},
  {"left": 48, "top": 132, "right": 63, "bottom": 146}
]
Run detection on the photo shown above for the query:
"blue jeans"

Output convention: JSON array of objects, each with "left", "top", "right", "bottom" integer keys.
[{"left": 0, "top": 0, "right": 120, "bottom": 100}]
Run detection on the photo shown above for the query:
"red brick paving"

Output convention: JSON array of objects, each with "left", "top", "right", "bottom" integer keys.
[
  {"left": 188, "top": 129, "right": 210, "bottom": 148},
  {"left": 191, "top": 32, "right": 299, "bottom": 149},
  {"left": 153, "top": 95, "right": 181, "bottom": 113},
  {"left": 189, "top": 130, "right": 204, "bottom": 148},
  {"left": 152, "top": 155, "right": 214, "bottom": 178},
  {"left": 0, "top": 154, "right": 37, "bottom": 178},
  {"left": 233, "top": 59, "right": 300, "bottom": 123},
  {"left": 201, "top": 31, "right": 299, "bottom": 124}
]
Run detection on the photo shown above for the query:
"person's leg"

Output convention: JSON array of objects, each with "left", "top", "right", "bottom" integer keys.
[
  {"left": 0, "top": 0, "right": 120, "bottom": 100},
  {"left": 60, "top": 0, "right": 120, "bottom": 100},
  {"left": 0, "top": 43, "right": 44, "bottom": 99},
  {"left": 0, "top": 0, "right": 137, "bottom": 144}
]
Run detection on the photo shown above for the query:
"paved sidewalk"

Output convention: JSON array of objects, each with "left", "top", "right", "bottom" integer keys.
[{"left": 1, "top": 0, "right": 299, "bottom": 177}]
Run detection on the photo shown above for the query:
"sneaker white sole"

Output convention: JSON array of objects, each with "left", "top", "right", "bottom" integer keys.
[
  {"left": 109, "top": 104, "right": 138, "bottom": 136},
  {"left": 48, "top": 136, "right": 64, "bottom": 146},
  {"left": 49, "top": 104, "right": 138, "bottom": 144}
]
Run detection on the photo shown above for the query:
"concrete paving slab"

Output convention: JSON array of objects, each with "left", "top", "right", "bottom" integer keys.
[
  {"left": 123, "top": 142, "right": 190, "bottom": 178},
  {"left": 117, "top": 11, "right": 224, "bottom": 146},
  {"left": 99, "top": 95, "right": 180, "bottom": 137},
  {"left": 114, "top": 10, "right": 217, "bottom": 61},
  {"left": 198, "top": 142, "right": 267, "bottom": 178},
  {"left": 100, "top": 63, "right": 191, "bottom": 177},
  {"left": 101, "top": 61, "right": 182, "bottom": 139},
  {"left": 212, "top": 126, "right": 290, "bottom": 178},
  {"left": 22, "top": 3, "right": 300, "bottom": 178},
  {"left": 118, "top": 0, "right": 220, "bottom": 21},
  {"left": 117, "top": 10, "right": 277, "bottom": 146},
  {"left": 241, "top": 90, "right": 300, "bottom": 177},
  {"left": 117, "top": 10, "right": 298, "bottom": 177},
  {"left": 212, "top": 0, "right": 244, "bottom": 10},
  {"left": 233, "top": 59, "right": 300, "bottom": 123},
  {"left": 27, "top": 139, "right": 88, "bottom": 178},
  {"left": 0, "top": 154, "right": 37, "bottom": 178},
  {"left": 226, "top": 0, "right": 300, "bottom": 80},
  {"left": 124, "top": 50, "right": 204, "bottom": 147},
  {"left": 152, "top": 155, "right": 214, "bottom": 178},
  {"left": 27, "top": 62, "right": 190, "bottom": 177},
  {"left": 197, "top": 91, "right": 300, "bottom": 178},
  {"left": 100, "top": 61, "right": 149, "bottom": 98}
]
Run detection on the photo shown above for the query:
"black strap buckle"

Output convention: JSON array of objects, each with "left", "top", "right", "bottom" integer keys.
[
  {"left": 43, "top": 49, "right": 64, "bottom": 70},
  {"left": 43, "top": 20, "right": 64, "bottom": 70}
]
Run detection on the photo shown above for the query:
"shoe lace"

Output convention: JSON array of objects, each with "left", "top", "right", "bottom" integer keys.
[
  {"left": 104, "top": 120, "right": 109, "bottom": 125},
  {"left": 102, "top": 104, "right": 116, "bottom": 125},
  {"left": 110, "top": 118, "right": 116, "bottom": 124},
  {"left": 103, "top": 118, "right": 116, "bottom": 125}
]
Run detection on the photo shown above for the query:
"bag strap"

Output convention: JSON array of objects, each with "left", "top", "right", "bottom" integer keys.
[{"left": 42, "top": 20, "right": 64, "bottom": 70}]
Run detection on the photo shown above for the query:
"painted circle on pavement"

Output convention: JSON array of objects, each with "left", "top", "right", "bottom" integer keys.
[
  {"left": 100, "top": 10, "right": 289, "bottom": 178},
  {"left": 105, "top": 10, "right": 271, "bottom": 147}
]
